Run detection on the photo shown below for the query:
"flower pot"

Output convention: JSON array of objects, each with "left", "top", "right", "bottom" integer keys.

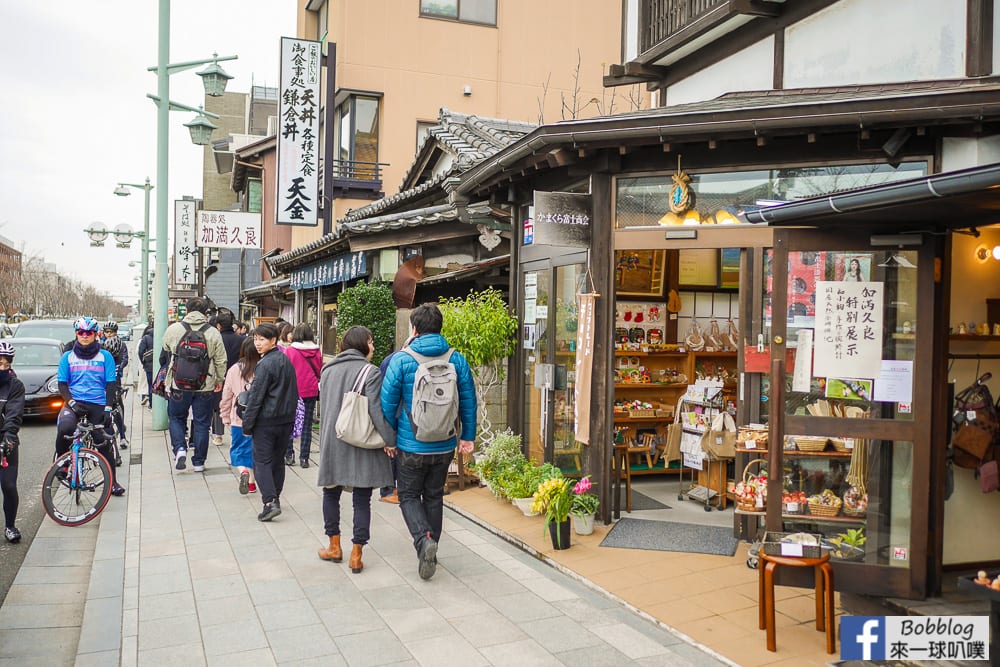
[
  {"left": 573, "top": 513, "right": 595, "bottom": 535},
  {"left": 548, "top": 518, "right": 571, "bottom": 550},
  {"left": 512, "top": 496, "right": 538, "bottom": 516}
]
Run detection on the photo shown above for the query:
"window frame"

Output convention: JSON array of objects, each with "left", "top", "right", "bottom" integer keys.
[
  {"left": 334, "top": 94, "right": 382, "bottom": 168},
  {"left": 419, "top": 0, "right": 497, "bottom": 27}
]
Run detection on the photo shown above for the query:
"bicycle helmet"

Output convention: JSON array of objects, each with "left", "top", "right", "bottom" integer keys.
[
  {"left": 102, "top": 335, "right": 123, "bottom": 358},
  {"left": 0, "top": 342, "right": 14, "bottom": 359},
  {"left": 74, "top": 317, "right": 100, "bottom": 333},
  {"left": 103, "top": 321, "right": 118, "bottom": 332}
]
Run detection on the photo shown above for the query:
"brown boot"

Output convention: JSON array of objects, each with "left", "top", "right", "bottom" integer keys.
[
  {"left": 349, "top": 544, "right": 364, "bottom": 574},
  {"left": 318, "top": 535, "right": 342, "bottom": 562}
]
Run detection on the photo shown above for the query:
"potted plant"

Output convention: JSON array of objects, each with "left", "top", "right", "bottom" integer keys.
[
  {"left": 532, "top": 477, "right": 574, "bottom": 549},
  {"left": 826, "top": 527, "right": 866, "bottom": 561},
  {"left": 507, "top": 460, "right": 542, "bottom": 515},
  {"left": 469, "top": 429, "right": 523, "bottom": 499},
  {"left": 570, "top": 476, "right": 600, "bottom": 535}
]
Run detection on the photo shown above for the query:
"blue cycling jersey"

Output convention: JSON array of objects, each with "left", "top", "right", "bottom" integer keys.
[{"left": 58, "top": 349, "right": 117, "bottom": 404}]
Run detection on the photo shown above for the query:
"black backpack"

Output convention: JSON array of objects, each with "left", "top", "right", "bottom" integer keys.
[{"left": 171, "top": 323, "right": 211, "bottom": 391}]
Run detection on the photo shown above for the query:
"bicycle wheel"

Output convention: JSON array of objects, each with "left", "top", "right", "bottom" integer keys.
[{"left": 42, "top": 449, "right": 112, "bottom": 526}]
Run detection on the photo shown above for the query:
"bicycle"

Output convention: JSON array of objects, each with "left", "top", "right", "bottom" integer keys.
[
  {"left": 41, "top": 415, "right": 113, "bottom": 526},
  {"left": 107, "top": 386, "right": 129, "bottom": 467}
]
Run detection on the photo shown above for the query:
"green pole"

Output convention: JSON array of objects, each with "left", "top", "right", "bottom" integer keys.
[
  {"left": 140, "top": 178, "right": 151, "bottom": 325},
  {"left": 152, "top": 0, "right": 170, "bottom": 430}
]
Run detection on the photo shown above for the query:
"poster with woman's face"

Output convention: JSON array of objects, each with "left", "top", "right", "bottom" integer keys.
[{"left": 837, "top": 253, "right": 872, "bottom": 282}]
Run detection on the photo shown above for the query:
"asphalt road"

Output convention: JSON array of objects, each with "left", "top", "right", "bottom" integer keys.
[{"left": 0, "top": 414, "right": 58, "bottom": 604}]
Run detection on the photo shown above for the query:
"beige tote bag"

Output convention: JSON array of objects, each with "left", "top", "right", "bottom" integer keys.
[{"left": 335, "top": 364, "right": 386, "bottom": 449}]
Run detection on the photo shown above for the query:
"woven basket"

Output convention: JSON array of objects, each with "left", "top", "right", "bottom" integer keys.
[
  {"left": 807, "top": 501, "right": 841, "bottom": 517},
  {"left": 793, "top": 436, "right": 830, "bottom": 452},
  {"left": 629, "top": 409, "right": 656, "bottom": 418},
  {"left": 782, "top": 501, "right": 806, "bottom": 515},
  {"left": 829, "top": 438, "right": 849, "bottom": 453},
  {"left": 842, "top": 505, "right": 866, "bottom": 518},
  {"left": 737, "top": 501, "right": 761, "bottom": 513}
]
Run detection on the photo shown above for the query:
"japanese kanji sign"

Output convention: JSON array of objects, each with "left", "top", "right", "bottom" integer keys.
[
  {"left": 196, "top": 211, "right": 262, "bottom": 249},
  {"left": 276, "top": 37, "right": 321, "bottom": 227},
  {"left": 532, "top": 191, "right": 592, "bottom": 247},
  {"left": 813, "top": 280, "right": 883, "bottom": 379},
  {"left": 173, "top": 200, "right": 197, "bottom": 287},
  {"left": 289, "top": 252, "right": 368, "bottom": 290}
]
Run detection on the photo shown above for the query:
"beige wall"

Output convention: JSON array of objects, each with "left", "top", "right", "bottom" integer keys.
[
  {"left": 944, "top": 227, "right": 1000, "bottom": 564},
  {"left": 203, "top": 92, "right": 248, "bottom": 212}
]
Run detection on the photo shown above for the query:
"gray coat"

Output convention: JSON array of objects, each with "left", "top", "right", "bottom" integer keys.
[{"left": 317, "top": 349, "right": 396, "bottom": 489}]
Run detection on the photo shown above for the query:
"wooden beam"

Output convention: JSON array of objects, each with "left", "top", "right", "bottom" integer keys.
[
  {"left": 967, "top": 0, "right": 994, "bottom": 77},
  {"left": 624, "top": 61, "right": 669, "bottom": 79},
  {"left": 730, "top": 0, "right": 782, "bottom": 18}
]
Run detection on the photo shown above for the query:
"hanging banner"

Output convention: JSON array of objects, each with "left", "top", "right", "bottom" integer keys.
[
  {"left": 813, "top": 281, "right": 883, "bottom": 379},
  {"left": 574, "top": 292, "right": 599, "bottom": 444},
  {"left": 276, "top": 37, "right": 321, "bottom": 226},
  {"left": 289, "top": 251, "right": 368, "bottom": 290},
  {"left": 173, "top": 200, "right": 197, "bottom": 287},
  {"left": 196, "top": 211, "right": 262, "bottom": 249},
  {"left": 532, "top": 192, "right": 591, "bottom": 247}
]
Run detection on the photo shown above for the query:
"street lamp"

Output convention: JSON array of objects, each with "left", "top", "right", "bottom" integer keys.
[
  {"left": 114, "top": 178, "right": 153, "bottom": 325},
  {"left": 183, "top": 107, "right": 219, "bottom": 146},
  {"left": 148, "top": 0, "right": 237, "bottom": 430}
]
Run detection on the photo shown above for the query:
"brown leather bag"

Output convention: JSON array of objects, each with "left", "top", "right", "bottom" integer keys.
[{"left": 952, "top": 374, "right": 998, "bottom": 469}]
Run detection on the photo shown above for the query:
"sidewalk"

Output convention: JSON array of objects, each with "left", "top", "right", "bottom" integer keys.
[{"left": 0, "top": 398, "right": 735, "bottom": 666}]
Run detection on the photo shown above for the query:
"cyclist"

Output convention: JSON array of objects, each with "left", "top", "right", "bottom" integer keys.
[
  {"left": 101, "top": 329, "right": 129, "bottom": 448},
  {"left": 0, "top": 342, "right": 25, "bottom": 542},
  {"left": 56, "top": 317, "right": 125, "bottom": 497}
]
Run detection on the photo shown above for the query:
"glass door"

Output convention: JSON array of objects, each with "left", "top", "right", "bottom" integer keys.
[
  {"left": 552, "top": 263, "right": 584, "bottom": 474},
  {"left": 522, "top": 266, "right": 551, "bottom": 464}
]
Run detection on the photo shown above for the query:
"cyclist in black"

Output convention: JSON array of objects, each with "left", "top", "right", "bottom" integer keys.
[
  {"left": 0, "top": 342, "right": 25, "bottom": 542},
  {"left": 102, "top": 326, "right": 129, "bottom": 448}
]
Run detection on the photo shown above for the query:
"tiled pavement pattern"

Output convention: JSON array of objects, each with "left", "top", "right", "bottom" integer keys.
[{"left": 0, "top": 396, "right": 734, "bottom": 667}]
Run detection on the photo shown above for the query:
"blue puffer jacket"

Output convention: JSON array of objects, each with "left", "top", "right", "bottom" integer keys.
[{"left": 381, "top": 333, "right": 477, "bottom": 454}]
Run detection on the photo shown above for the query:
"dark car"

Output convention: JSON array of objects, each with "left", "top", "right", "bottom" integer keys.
[
  {"left": 13, "top": 319, "right": 76, "bottom": 348},
  {"left": 10, "top": 337, "right": 66, "bottom": 418}
]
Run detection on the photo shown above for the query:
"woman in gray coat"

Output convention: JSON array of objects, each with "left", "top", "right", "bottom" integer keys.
[{"left": 317, "top": 326, "right": 396, "bottom": 573}]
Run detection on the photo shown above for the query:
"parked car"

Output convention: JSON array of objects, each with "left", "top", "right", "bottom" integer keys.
[
  {"left": 9, "top": 337, "right": 66, "bottom": 418},
  {"left": 12, "top": 319, "right": 76, "bottom": 347},
  {"left": 118, "top": 322, "right": 134, "bottom": 341}
]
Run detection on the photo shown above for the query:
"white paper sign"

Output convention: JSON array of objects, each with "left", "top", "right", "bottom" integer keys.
[
  {"left": 525, "top": 284, "right": 537, "bottom": 299},
  {"left": 813, "top": 281, "right": 883, "bottom": 379},
  {"left": 524, "top": 299, "right": 537, "bottom": 323},
  {"left": 173, "top": 200, "right": 197, "bottom": 287},
  {"left": 525, "top": 273, "right": 537, "bottom": 286},
  {"left": 196, "top": 211, "right": 262, "bottom": 249},
  {"left": 874, "top": 359, "right": 913, "bottom": 403},
  {"left": 780, "top": 543, "right": 804, "bottom": 557},
  {"left": 276, "top": 38, "right": 322, "bottom": 226},
  {"left": 536, "top": 305, "right": 548, "bottom": 320},
  {"left": 792, "top": 329, "right": 813, "bottom": 392}
]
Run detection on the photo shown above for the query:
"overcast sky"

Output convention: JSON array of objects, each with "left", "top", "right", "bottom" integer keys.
[{"left": 0, "top": 1, "right": 295, "bottom": 310}]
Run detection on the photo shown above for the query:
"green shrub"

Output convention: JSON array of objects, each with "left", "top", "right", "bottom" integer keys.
[{"left": 335, "top": 281, "right": 395, "bottom": 366}]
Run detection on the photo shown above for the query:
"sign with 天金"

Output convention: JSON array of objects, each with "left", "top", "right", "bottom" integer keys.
[
  {"left": 813, "top": 281, "right": 883, "bottom": 379},
  {"left": 532, "top": 191, "right": 591, "bottom": 247},
  {"left": 276, "top": 37, "right": 321, "bottom": 226},
  {"left": 196, "top": 211, "right": 262, "bottom": 250},
  {"left": 173, "top": 200, "right": 197, "bottom": 287}
]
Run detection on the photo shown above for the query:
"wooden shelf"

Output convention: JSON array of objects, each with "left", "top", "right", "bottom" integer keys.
[
  {"left": 783, "top": 513, "right": 866, "bottom": 524},
  {"left": 735, "top": 447, "right": 852, "bottom": 458},
  {"left": 613, "top": 416, "right": 671, "bottom": 423},
  {"left": 950, "top": 334, "right": 1000, "bottom": 341},
  {"left": 692, "top": 351, "right": 737, "bottom": 357},
  {"left": 614, "top": 350, "right": 688, "bottom": 356},
  {"left": 615, "top": 383, "right": 687, "bottom": 389}
]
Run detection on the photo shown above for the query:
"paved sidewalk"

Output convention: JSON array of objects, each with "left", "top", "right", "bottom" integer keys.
[{"left": 0, "top": 398, "right": 732, "bottom": 666}]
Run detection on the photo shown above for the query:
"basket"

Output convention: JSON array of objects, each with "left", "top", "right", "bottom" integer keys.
[
  {"left": 738, "top": 427, "right": 768, "bottom": 449},
  {"left": 762, "top": 531, "right": 824, "bottom": 558},
  {"left": 791, "top": 436, "right": 830, "bottom": 452},
  {"left": 629, "top": 409, "right": 656, "bottom": 418},
  {"left": 736, "top": 501, "right": 761, "bottom": 513},
  {"left": 829, "top": 438, "right": 850, "bottom": 453},
  {"left": 782, "top": 501, "right": 806, "bottom": 515},
  {"left": 807, "top": 501, "right": 842, "bottom": 517},
  {"left": 842, "top": 506, "right": 867, "bottom": 518}
]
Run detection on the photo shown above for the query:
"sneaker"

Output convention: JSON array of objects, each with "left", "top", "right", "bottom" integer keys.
[
  {"left": 111, "top": 483, "right": 126, "bottom": 497},
  {"left": 379, "top": 491, "right": 399, "bottom": 504},
  {"left": 238, "top": 471, "right": 250, "bottom": 495},
  {"left": 418, "top": 533, "right": 438, "bottom": 580},
  {"left": 174, "top": 449, "right": 187, "bottom": 471},
  {"left": 300, "top": 459, "right": 309, "bottom": 469},
  {"left": 193, "top": 464, "right": 205, "bottom": 473},
  {"left": 248, "top": 483, "right": 257, "bottom": 494},
  {"left": 4, "top": 526, "right": 21, "bottom": 543},
  {"left": 119, "top": 437, "right": 128, "bottom": 450},
  {"left": 284, "top": 454, "right": 295, "bottom": 466},
  {"left": 258, "top": 502, "right": 282, "bottom": 522},
  {"left": 212, "top": 435, "right": 224, "bottom": 446}
]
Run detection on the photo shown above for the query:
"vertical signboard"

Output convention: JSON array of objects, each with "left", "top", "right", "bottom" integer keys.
[
  {"left": 196, "top": 211, "right": 262, "bottom": 250},
  {"left": 276, "top": 37, "right": 321, "bottom": 226},
  {"left": 532, "top": 192, "right": 592, "bottom": 247},
  {"left": 173, "top": 200, "right": 197, "bottom": 287},
  {"left": 574, "top": 292, "right": 599, "bottom": 444}
]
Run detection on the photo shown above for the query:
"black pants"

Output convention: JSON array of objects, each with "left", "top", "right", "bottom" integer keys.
[
  {"left": 0, "top": 446, "right": 17, "bottom": 528},
  {"left": 252, "top": 421, "right": 293, "bottom": 505},
  {"left": 110, "top": 389, "right": 126, "bottom": 439},
  {"left": 210, "top": 392, "right": 224, "bottom": 437},
  {"left": 396, "top": 450, "right": 452, "bottom": 551},
  {"left": 56, "top": 404, "right": 116, "bottom": 487},
  {"left": 322, "top": 486, "right": 373, "bottom": 544},
  {"left": 285, "top": 397, "right": 317, "bottom": 461}
]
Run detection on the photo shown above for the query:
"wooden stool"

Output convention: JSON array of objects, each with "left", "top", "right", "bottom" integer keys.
[
  {"left": 612, "top": 443, "right": 632, "bottom": 515},
  {"left": 758, "top": 552, "right": 835, "bottom": 654}
]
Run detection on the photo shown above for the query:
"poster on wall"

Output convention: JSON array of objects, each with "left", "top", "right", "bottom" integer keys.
[
  {"left": 276, "top": 37, "right": 321, "bottom": 226},
  {"left": 813, "top": 281, "right": 883, "bottom": 379},
  {"left": 173, "top": 200, "right": 197, "bottom": 287},
  {"left": 532, "top": 191, "right": 591, "bottom": 247},
  {"left": 574, "top": 292, "right": 598, "bottom": 444}
]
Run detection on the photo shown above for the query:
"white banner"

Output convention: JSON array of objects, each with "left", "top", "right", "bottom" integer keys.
[
  {"left": 173, "top": 200, "right": 197, "bottom": 287},
  {"left": 813, "top": 281, "right": 883, "bottom": 379},
  {"left": 276, "top": 37, "right": 321, "bottom": 226},
  {"left": 196, "top": 211, "right": 262, "bottom": 249}
]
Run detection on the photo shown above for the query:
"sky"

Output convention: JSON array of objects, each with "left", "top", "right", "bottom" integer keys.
[{"left": 0, "top": 1, "right": 295, "bottom": 310}]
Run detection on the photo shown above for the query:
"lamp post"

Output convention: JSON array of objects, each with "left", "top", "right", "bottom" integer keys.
[
  {"left": 149, "top": 0, "right": 236, "bottom": 429},
  {"left": 114, "top": 178, "right": 153, "bottom": 325},
  {"left": 84, "top": 221, "right": 149, "bottom": 320}
]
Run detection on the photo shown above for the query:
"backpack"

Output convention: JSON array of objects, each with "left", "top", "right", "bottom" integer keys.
[
  {"left": 171, "top": 323, "right": 211, "bottom": 391},
  {"left": 403, "top": 347, "right": 460, "bottom": 442}
]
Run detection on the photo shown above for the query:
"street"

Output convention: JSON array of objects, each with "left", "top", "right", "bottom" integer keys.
[{"left": 0, "top": 415, "right": 57, "bottom": 604}]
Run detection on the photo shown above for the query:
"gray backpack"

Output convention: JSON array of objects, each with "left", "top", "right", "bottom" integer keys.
[{"left": 403, "top": 348, "right": 460, "bottom": 442}]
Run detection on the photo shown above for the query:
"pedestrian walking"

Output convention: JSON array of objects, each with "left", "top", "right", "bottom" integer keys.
[
  {"left": 277, "top": 322, "right": 294, "bottom": 351},
  {"left": 0, "top": 342, "right": 25, "bottom": 543},
  {"left": 137, "top": 323, "right": 154, "bottom": 407},
  {"left": 283, "top": 323, "right": 323, "bottom": 468},
  {"left": 317, "top": 326, "right": 396, "bottom": 573},
  {"left": 159, "top": 297, "right": 228, "bottom": 473},
  {"left": 211, "top": 308, "right": 245, "bottom": 446},
  {"left": 377, "top": 336, "right": 413, "bottom": 505},
  {"left": 381, "top": 303, "right": 477, "bottom": 580},
  {"left": 220, "top": 337, "right": 259, "bottom": 495},
  {"left": 241, "top": 323, "right": 299, "bottom": 522}
]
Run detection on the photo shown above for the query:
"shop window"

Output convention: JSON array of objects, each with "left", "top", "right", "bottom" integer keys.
[
  {"left": 419, "top": 0, "right": 497, "bottom": 26},
  {"left": 333, "top": 95, "right": 381, "bottom": 180}
]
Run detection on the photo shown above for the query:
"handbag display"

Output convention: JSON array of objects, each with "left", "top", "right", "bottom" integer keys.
[
  {"left": 335, "top": 364, "right": 386, "bottom": 449},
  {"left": 952, "top": 373, "right": 999, "bottom": 469},
  {"left": 700, "top": 411, "right": 737, "bottom": 460}
]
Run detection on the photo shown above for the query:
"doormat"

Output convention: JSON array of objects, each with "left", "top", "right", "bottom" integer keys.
[
  {"left": 600, "top": 518, "right": 738, "bottom": 556},
  {"left": 617, "top": 489, "right": 671, "bottom": 511}
]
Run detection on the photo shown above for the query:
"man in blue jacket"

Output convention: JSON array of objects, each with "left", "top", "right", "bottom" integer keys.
[{"left": 381, "top": 303, "right": 476, "bottom": 580}]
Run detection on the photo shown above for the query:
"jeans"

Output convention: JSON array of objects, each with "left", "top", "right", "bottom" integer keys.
[
  {"left": 380, "top": 455, "right": 398, "bottom": 497},
  {"left": 286, "top": 397, "right": 317, "bottom": 461},
  {"left": 396, "top": 450, "right": 452, "bottom": 551},
  {"left": 168, "top": 391, "right": 214, "bottom": 466},
  {"left": 322, "top": 486, "right": 373, "bottom": 545},
  {"left": 144, "top": 370, "right": 153, "bottom": 400},
  {"left": 252, "top": 421, "right": 293, "bottom": 505}
]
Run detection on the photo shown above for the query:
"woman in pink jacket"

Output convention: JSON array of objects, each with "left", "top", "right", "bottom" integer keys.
[
  {"left": 283, "top": 323, "right": 324, "bottom": 468},
  {"left": 221, "top": 337, "right": 261, "bottom": 495}
]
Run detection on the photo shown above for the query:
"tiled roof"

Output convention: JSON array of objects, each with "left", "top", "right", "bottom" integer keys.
[{"left": 339, "top": 175, "right": 448, "bottom": 224}]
